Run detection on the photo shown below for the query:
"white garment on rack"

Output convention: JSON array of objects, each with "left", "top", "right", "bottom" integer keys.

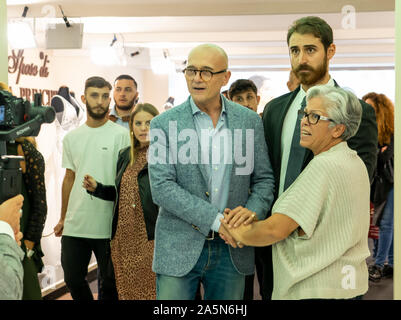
[{"left": 51, "top": 94, "right": 85, "bottom": 131}]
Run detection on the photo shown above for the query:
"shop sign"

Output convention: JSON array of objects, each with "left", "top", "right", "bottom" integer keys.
[{"left": 8, "top": 49, "right": 50, "bottom": 85}]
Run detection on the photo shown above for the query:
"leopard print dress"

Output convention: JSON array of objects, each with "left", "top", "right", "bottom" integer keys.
[{"left": 110, "top": 146, "right": 156, "bottom": 300}]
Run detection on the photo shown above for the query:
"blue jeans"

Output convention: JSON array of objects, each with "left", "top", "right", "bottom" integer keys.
[
  {"left": 156, "top": 237, "right": 245, "bottom": 300},
  {"left": 374, "top": 187, "right": 394, "bottom": 267}
]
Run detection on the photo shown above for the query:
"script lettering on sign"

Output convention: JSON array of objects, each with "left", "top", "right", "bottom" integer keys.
[{"left": 8, "top": 50, "right": 50, "bottom": 85}]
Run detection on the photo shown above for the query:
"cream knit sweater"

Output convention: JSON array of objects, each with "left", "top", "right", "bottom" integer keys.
[{"left": 271, "top": 142, "right": 370, "bottom": 300}]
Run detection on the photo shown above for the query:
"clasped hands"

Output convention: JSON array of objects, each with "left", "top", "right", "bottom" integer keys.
[{"left": 218, "top": 206, "right": 256, "bottom": 249}]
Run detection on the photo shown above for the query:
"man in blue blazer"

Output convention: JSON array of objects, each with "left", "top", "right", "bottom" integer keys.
[
  {"left": 258, "top": 16, "right": 378, "bottom": 300},
  {"left": 148, "top": 44, "right": 275, "bottom": 300}
]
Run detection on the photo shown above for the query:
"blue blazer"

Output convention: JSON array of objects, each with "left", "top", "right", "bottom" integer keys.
[{"left": 148, "top": 96, "right": 275, "bottom": 276}]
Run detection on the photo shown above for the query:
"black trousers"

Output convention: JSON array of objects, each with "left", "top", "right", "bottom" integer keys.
[
  {"left": 254, "top": 245, "right": 274, "bottom": 300},
  {"left": 61, "top": 236, "right": 118, "bottom": 300}
]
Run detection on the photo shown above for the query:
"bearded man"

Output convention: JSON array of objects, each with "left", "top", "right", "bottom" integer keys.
[
  {"left": 109, "top": 75, "right": 139, "bottom": 129},
  {"left": 257, "top": 16, "right": 378, "bottom": 300},
  {"left": 54, "top": 76, "right": 130, "bottom": 300}
]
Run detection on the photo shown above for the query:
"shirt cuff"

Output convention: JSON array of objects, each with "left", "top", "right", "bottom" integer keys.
[
  {"left": 0, "top": 221, "right": 15, "bottom": 240},
  {"left": 211, "top": 212, "right": 224, "bottom": 232}
]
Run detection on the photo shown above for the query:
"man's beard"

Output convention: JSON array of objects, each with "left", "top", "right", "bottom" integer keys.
[
  {"left": 294, "top": 57, "right": 328, "bottom": 86},
  {"left": 115, "top": 97, "right": 136, "bottom": 111},
  {"left": 86, "top": 103, "right": 109, "bottom": 120}
]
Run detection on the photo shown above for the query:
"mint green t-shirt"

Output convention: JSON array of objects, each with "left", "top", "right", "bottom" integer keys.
[{"left": 62, "top": 121, "right": 130, "bottom": 239}]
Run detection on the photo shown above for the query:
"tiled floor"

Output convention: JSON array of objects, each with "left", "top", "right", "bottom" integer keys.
[
  {"left": 56, "top": 271, "right": 392, "bottom": 300},
  {"left": 364, "top": 239, "right": 393, "bottom": 300},
  {"left": 55, "top": 239, "right": 393, "bottom": 300},
  {"left": 56, "top": 280, "right": 98, "bottom": 300}
]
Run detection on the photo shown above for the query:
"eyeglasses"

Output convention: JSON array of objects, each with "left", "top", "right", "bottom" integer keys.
[
  {"left": 183, "top": 68, "right": 227, "bottom": 81},
  {"left": 298, "top": 109, "right": 334, "bottom": 125}
]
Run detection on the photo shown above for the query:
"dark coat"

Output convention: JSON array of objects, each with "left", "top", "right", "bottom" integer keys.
[
  {"left": 371, "top": 136, "right": 394, "bottom": 225},
  {"left": 262, "top": 81, "right": 378, "bottom": 200},
  {"left": 89, "top": 146, "right": 159, "bottom": 240}
]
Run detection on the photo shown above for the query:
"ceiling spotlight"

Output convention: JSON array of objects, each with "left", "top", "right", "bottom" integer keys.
[
  {"left": 59, "top": 5, "right": 71, "bottom": 28},
  {"left": 110, "top": 34, "right": 117, "bottom": 47},
  {"left": 22, "top": 6, "right": 29, "bottom": 17},
  {"left": 162, "top": 49, "right": 169, "bottom": 59},
  {"left": 7, "top": 5, "right": 37, "bottom": 49}
]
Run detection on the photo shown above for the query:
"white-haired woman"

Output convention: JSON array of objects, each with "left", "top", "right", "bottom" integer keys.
[{"left": 221, "top": 85, "right": 370, "bottom": 300}]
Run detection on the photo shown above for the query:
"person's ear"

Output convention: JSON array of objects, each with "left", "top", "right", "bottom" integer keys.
[
  {"left": 81, "top": 95, "right": 86, "bottom": 104},
  {"left": 223, "top": 70, "right": 231, "bottom": 86},
  {"left": 256, "top": 95, "right": 261, "bottom": 104},
  {"left": 332, "top": 123, "right": 345, "bottom": 138},
  {"left": 327, "top": 43, "right": 336, "bottom": 61}
]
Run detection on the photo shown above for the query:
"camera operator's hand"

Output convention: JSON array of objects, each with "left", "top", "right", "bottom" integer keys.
[
  {"left": 82, "top": 174, "right": 97, "bottom": 193},
  {"left": 0, "top": 195, "right": 24, "bottom": 236},
  {"left": 15, "top": 231, "right": 23, "bottom": 247}
]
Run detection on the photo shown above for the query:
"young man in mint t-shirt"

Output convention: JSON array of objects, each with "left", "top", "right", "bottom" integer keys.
[{"left": 54, "top": 76, "right": 130, "bottom": 300}]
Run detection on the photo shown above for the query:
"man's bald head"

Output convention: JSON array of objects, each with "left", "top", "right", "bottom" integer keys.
[
  {"left": 185, "top": 43, "right": 231, "bottom": 110},
  {"left": 188, "top": 44, "right": 229, "bottom": 69}
]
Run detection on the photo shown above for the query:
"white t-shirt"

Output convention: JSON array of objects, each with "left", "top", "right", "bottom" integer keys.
[
  {"left": 272, "top": 142, "right": 370, "bottom": 300},
  {"left": 62, "top": 121, "right": 130, "bottom": 239}
]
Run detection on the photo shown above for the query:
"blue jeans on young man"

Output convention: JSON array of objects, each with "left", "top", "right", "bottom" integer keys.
[
  {"left": 156, "top": 237, "right": 245, "bottom": 300},
  {"left": 373, "top": 187, "right": 394, "bottom": 267}
]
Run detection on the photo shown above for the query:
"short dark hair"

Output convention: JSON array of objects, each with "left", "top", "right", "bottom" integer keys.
[
  {"left": 84, "top": 76, "right": 112, "bottom": 93},
  {"left": 287, "top": 16, "right": 333, "bottom": 51},
  {"left": 228, "top": 79, "right": 258, "bottom": 99},
  {"left": 114, "top": 74, "right": 138, "bottom": 89}
]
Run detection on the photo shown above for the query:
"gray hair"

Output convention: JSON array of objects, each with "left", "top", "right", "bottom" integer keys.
[{"left": 306, "top": 85, "right": 362, "bottom": 141}]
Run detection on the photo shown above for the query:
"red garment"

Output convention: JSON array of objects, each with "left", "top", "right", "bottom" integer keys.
[{"left": 368, "top": 202, "right": 379, "bottom": 239}]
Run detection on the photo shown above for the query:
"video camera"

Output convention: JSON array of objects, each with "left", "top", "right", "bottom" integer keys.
[{"left": 0, "top": 89, "right": 55, "bottom": 203}]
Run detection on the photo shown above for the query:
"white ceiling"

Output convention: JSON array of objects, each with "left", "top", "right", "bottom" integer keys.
[
  {"left": 6, "top": 0, "right": 396, "bottom": 71},
  {"left": 6, "top": 0, "right": 395, "bottom": 16}
]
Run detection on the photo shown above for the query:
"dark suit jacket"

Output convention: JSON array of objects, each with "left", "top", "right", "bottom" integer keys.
[{"left": 262, "top": 81, "right": 378, "bottom": 201}]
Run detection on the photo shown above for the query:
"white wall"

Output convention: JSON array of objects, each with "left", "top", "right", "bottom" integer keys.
[{"left": 141, "top": 69, "right": 169, "bottom": 112}]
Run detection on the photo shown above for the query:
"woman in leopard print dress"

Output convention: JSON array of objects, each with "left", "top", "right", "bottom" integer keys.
[{"left": 83, "top": 103, "right": 159, "bottom": 299}]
